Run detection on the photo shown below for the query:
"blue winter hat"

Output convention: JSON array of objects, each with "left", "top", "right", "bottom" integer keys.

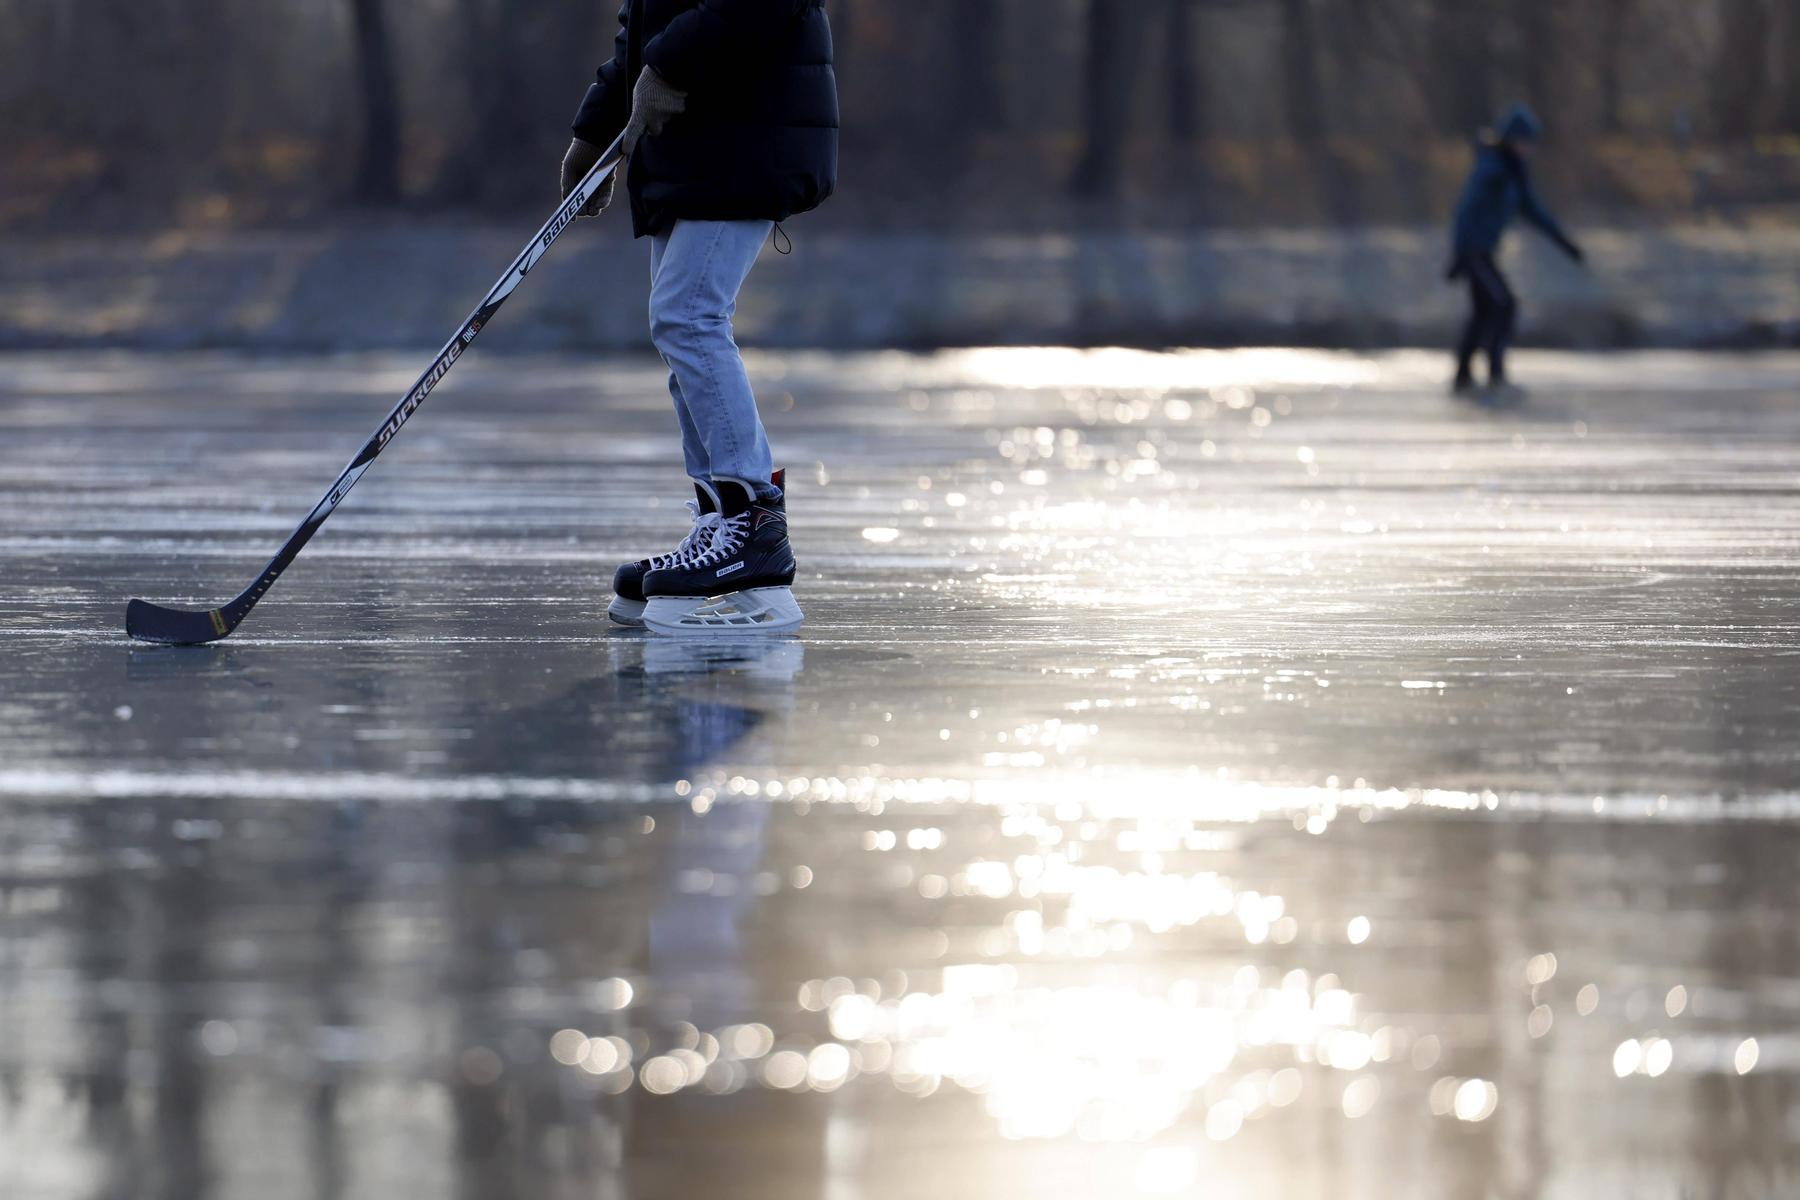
[{"left": 1497, "top": 103, "right": 1543, "bottom": 143}]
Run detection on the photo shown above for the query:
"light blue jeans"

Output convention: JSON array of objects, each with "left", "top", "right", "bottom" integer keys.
[{"left": 648, "top": 220, "right": 777, "bottom": 495}]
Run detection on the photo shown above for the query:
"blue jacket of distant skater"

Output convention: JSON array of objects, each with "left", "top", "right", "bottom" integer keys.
[{"left": 1450, "top": 107, "right": 1581, "bottom": 265}]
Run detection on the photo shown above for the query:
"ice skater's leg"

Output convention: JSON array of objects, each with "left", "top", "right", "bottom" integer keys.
[
  {"left": 1488, "top": 273, "right": 1518, "bottom": 384},
  {"left": 648, "top": 220, "right": 778, "bottom": 497},
  {"left": 1467, "top": 256, "right": 1517, "bottom": 384},
  {"left": 1455, "top": 277, "right": 1487, "bottom": 389},
  {"left": 650, "top": 231, "right": 717, "bottom": 481}
]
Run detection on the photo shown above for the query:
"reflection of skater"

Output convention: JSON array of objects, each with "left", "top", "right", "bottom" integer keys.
[
  {"left": 560, "top": 1, "right": 838, "bottom": 635},
  {"left": 619, "top": 635, "right": 804, "bottom": 772},
  {"left": 637, "top": 638, "right": 799, "bottom": 1026},
  {"left": 636, "top": 634, "right": 804, "bottom": 686},
  {"left": 648, "top": 797, "right": 772, "bottom": 1030},
  {"left": 1447, "top": 105, "right": 1585, "bottom": 393}
]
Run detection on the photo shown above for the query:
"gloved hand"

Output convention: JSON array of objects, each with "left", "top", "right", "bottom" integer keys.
[
  {"left": 561, "top": 138, "right": 613, "bottom": 218},
  {"left": 622, "top": 67, "right": 686, "bottom": 161}
]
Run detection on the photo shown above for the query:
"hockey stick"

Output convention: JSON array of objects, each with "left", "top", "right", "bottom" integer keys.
[{"left": 125, "top": 132, "right": 627, "bottom": 645}]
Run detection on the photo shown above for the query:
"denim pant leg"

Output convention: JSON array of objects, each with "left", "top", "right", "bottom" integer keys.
[
  {"left": 647, "top": 220, "right": 776, "bottom": 492},
  {"left": 648, "top": 232, "right": 713, "bottom": 482}
]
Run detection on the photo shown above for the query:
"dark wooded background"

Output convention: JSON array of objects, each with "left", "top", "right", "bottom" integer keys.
[{"left": 4, "top": 0, "right": 1798, "bottom": 231}]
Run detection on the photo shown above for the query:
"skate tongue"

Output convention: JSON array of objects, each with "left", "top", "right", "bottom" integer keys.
[
  {"left": 713, "top": 478, "right": 760, "bottom": 519},
  {"left": 692, "top": 479, "right": 721, "bottom": 515}
]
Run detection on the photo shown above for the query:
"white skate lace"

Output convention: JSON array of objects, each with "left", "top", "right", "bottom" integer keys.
[
  {"left": 649, "top": 501, "right": 722, "bottom": 570},
  {"left": 686, "top": 513, "right": 748, "bottom": 568}
]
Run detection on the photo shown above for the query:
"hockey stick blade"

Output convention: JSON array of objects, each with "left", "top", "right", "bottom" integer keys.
[
  {"left": 125, "top": 599, "right": 238, "bottom": 646},
  {"left": 123, "top": 133, "right": 626, "bottom": 646}
]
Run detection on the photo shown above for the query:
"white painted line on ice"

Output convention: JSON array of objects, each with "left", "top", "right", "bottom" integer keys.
[
  {"left": 0, "top": 768, "right": 662, "bottom": 805},
  {"left": 2, "top": 768, "right": 1799, "bottom": 825}
]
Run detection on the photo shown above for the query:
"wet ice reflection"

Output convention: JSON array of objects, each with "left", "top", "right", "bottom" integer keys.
[
  {"left": 4, "top": 349, "right": 1800, "bottom": 1196},
  {"left": 798, "top": 964, "right": 1359, "bottom": 1142}
]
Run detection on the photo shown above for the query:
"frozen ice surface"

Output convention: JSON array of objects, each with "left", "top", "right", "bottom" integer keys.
[{"left": 1, "top": 348, "right": 1799, "bottom": 1199}]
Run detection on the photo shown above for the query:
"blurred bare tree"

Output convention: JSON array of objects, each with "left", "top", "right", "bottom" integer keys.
[
  {"left": 955, "top": 0, "right": 1007, "bottom": 132},
  {"left": 1597, "top": 0, "right": 1635, "bottom": 135},
  {"left": 348, "top": 0, "right": 402, "bottom": 204},
  {"left": 1784, "top": 5, "right": 1800, "bottom": 131},
  {"left": 1075, "top": 0, "right": 1153, "bottom": 195},
  {"left": 1713, "top": 0, "right": 1773, "bottom": 141},
  {"left": 1280, "top": 0, "right": 1327, "bottom": 144},
  {"left": 438, "top": 0, "right": 534, "bottom": 205},
  {"left": 1427, "top": 1, "right": 1494, "bottom": 135},
  {"left": 1514, "top": 0, "right": 1558, "bottom": 122},
  {"left": 1165, "top": 0, "right": 1203, "bottom": 141}
]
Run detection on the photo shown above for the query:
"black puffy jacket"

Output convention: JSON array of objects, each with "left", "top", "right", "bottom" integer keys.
[{"left": 571, "top": 0, "right": 839, "bottom": 238}]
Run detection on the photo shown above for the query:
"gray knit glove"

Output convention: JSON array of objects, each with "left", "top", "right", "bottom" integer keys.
[
  {"left": 622, "top": 67, "right": 686, "bottom": 161},
  {"left": 560, "top": 138, "right": 613, "bottom": 218}
]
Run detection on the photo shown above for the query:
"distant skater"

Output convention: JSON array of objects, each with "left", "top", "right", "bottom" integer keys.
[
  {"left": 1447, "top": 104, "right": 1585, "bottom": 393},
  {"left": 561, "top": 0, "right": 838, "bottom": 635}
]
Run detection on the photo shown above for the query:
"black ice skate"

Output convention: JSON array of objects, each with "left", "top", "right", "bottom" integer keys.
[
  {"left": 608, "top": 480, "right": 722, "bottom": 626},
  {"left": 641, "top": 475, "right": 802, "bottom": 635}
]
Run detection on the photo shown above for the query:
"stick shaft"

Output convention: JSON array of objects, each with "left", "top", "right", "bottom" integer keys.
[{"left": 213, "top": 135, "right": 627, "bottom": 629}]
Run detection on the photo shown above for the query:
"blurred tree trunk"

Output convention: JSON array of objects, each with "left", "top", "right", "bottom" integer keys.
[
  {"left": 165, "top": 0, "right": 234, "bottom": 194},
  {"left": 436, "top": 0, "right": 535, "bottom": 205},
  {"left": 1323, "top": 0, "right": 1374, "bottom": 130},
  {"left": 1598, "top": 0, "right": 1632, "bottom": 135},
  {"left": 831, "top": 0, "right": 851, "bottom": 74},
  {"left": 1338, "top": 0, "right": 1376, "bottom": 55},
  {"left": 348, "top": 0, "right": 402, "bottom": 204},
  {"left": 86, "top": 3, "right": 157, "bottom": 194},
  {"left": 1779, "top": 3, "right": 1800, "bottom": 132},
  {"left": 1514, "top": 0, "right": 1556, "bottom": 123},
  {"left": 1428, "top": 2, "right": 1492, "bottom": 135},
  {"left": 1165, "top": 0, "right": 1201, "bottom": 141},
  {"left": 1279, "top": 0, "right": 1326, "bottom": 143},
  {"left": 952, "top": 0, "right": 1005, "bottom": 131},
  {"left": 469, "top": 0, "right": 532, "bottom": 174},
  {"left": 1074, "top": 0, "right": 1151, "bottom": 195},
  {"left": 1713, "top": 0, "right": 1772, "bottom": 141}
]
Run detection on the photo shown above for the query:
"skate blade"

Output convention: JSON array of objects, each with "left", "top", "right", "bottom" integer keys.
[
  {"left": 643, "top": 587, "right": 804, "bottom": 636},
  {"left": 608, "top": 596, "right": 647, "bottom": 627}
]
